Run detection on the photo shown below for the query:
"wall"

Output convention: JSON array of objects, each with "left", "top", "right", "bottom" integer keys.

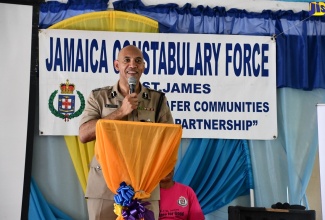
[{"left": 0, "top": 3, "right": 32, "bottom": 220}]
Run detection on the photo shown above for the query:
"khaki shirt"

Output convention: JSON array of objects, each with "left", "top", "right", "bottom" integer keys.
[
  {"left": 80, "top": 81, "right": 174, "bottom": 199},
  {"left": 79, "top": 82, "right": 174, "bottom": 126}
]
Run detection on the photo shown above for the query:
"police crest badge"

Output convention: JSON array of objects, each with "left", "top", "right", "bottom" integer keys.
[{"left": 48, "top": 79, "right": 85, "bottom": 121}]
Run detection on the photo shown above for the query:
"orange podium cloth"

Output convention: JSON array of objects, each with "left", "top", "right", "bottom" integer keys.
[{"left": 95, "top": 120, "right": 182, "bottom": 199}]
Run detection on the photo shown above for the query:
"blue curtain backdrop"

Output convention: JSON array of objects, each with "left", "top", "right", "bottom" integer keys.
[
  {"left": 39, "top": 0, "right": 109, "bottom": 29},
  {"left": 174, "top": 139, "right": 253, "bottom": 214},
  {"left": 34, "top": 0, "right": 325, "bottom": 219},
  {"left": 29, "top": 178, "right": 73, "bottom": 220}
]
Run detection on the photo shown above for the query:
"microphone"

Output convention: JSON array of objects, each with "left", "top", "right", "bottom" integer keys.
[
  {"left": 128, "top": 76, "right": 137, "bottom": 121},
  {"left": 128, "top": 76, "right": 137, "bottom": 94}
]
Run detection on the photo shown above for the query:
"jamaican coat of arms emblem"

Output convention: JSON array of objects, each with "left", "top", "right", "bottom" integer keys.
[{"left": 48, "top": 79, "right": 85, "bottom": 121}]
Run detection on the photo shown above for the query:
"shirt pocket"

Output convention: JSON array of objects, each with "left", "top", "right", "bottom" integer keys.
[{"left": 138, "top": 107, "right": 156, "bottom": 123}]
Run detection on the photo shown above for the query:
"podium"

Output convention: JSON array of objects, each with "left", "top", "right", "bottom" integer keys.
[
  {"left": 228, "top": 206, "right": 316, "bottom": 220},
  {"left": 95, "top": 120, "right": 182, "bottom": 200}
]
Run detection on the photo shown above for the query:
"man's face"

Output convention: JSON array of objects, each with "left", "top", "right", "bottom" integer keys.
[{"left": 114, "top": 45, "right": 145, "bottom": 86}]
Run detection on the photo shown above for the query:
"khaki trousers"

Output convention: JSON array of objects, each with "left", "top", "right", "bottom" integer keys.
[{"left": 86, "top": 157, "right": 159, "bottom": 220}]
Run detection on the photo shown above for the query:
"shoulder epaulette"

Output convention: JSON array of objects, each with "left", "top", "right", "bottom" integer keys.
[
  {"left": 92, "top": 88, "right": 101, "bottom": 92},
  {"left": 92, "top": 86, "right": 113, "bottom": 93},
  {"left": 147, "top": 87, "right": 165, "bottom": 95}
]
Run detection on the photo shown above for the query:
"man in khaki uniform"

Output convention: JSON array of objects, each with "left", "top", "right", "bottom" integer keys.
[{"left": 79, "top": 45, "right": 174, "bottom": 220}]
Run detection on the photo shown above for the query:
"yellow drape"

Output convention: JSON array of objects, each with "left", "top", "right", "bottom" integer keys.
[
  {"left": 50, "top": 10, "right": 159, "bottom": 193},
  {"left": 49, "top": 10, "right": 158, "bottom": 32},
  {"left": 95, "top": 120, "right": 182, "bottom": 199}
]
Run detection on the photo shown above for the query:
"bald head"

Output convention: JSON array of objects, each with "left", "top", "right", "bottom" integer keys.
[{"left": 118, "top": 45, "right": 143, "bottom": 60}]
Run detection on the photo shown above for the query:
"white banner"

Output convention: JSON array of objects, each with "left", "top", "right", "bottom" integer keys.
[{"left": 39, "top": 29, "right": 277, "bottom": 139}]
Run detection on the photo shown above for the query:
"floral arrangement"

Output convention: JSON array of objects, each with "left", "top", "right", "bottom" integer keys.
[{"left": 114, "top": 182, "right": 154, "bottom": 220}]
